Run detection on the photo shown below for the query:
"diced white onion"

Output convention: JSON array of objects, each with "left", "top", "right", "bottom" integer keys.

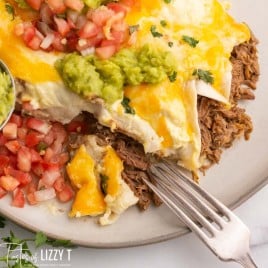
[
  {"left": 80, "top": 47, "right": 95, "bottom": 56},
  {"left": 40, "top": 33, "right": 55, "bottom": 49},
  {"left": 34, "top": 188, "right": 56, "bottom": 202}
]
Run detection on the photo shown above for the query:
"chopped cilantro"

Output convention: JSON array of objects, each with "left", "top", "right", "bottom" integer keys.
[
  {"left": 164, "top": 0, "right": 172, "bottom": 3},
  {"left": 193, "top": 69, "right": 214, "bottom": 84},
  {"left": 121, "top": 97, "right": 135, "bottom": 115},
  {"left": 160, "top": 20, "right": 167, "bottom": 27},
  {"left": 36, "top": 141, "right": 48, "bottom": 152},
  {"left": 129, "top": 24, "right": 140, "bottom": 35},
  {"left": 5, "top": 3, "right": 15, "bottom": 20},
  {"left": 168, "top": 42, "right": 174, "bottom": 47},
  {"left": 168, "top": 71, "right": 177, "bottom": 82},
  {"left": 182, "top": 35, "right": 199, "bottom": 48},
  {"left": 150, "top": 25, "right": 163, "bottom": 38}
]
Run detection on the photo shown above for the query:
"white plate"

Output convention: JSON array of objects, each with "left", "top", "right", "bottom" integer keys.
[{"left": 0, "top": 0, "right": 267, "bottom": 248}]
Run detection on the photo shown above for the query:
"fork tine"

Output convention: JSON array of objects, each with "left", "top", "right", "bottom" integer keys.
[
  {"left": 155, "top": 178, "right": 217, "bottom": 236},
  {"left": 157, "top": 161, "right": 231, "bottom": 219},
  {"left": 143, "top": 178, "right": 211, "bottom": 243},
  {"left": 151, "top": 164, "right": 227, "bottom": 228}
]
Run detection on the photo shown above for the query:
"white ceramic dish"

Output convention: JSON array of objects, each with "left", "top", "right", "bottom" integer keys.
[{"left": 0, "top": 0, "right": 267, "bottom": 248}]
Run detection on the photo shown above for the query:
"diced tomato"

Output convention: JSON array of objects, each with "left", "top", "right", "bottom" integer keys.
[
  {"left": 26, "top": 117, "right": 51, "bottom": 134},
  {"left": 41, "top": 168, "right": 61, "bottom": 187},
  {"left": 3, "top": 123, "right": 17, "bottom": 140},
  {"left": 0, "top": 186, "right": 7, "bottom": 198},
  {"left": 22, "top": 101, "right": 34, "bottom": 111},
  {"left": 17, "top": 128, "right": 28, "bottom": 141},
  {"left": 107, "top": 3, "right": 128, "bottom": 15},
  {"left": 64, "top": 0, "right": 84, "bottom": 12},
  {"left": 57, "top": 184, "right": 74, "bottom": 202},
  {"left": 30, "top": 149, "right": 42, "bottom": 163},
  {"left": 25, "top": 131, "right": 44, "bottom": 148},
  {"left": 96, "top": 45, "right": 116, "bottom": 59},
  {"left": 90, "top": 7, "right": 114, "bottom": 27},
  {"left": 53, "top": 176, "right": 65, "bottom": 192},
  {"left": 27, "top": 192, "right": 38, "bottom": 205},
  {"left": 27, "top": 35, "right": 43, "bottom": 50},
  {"left": 44, "top": 147, "right": 54, "bottom": 162},
  {"left": 0, "top": 146, "right": 9, "bottom": 156},
  {"left": 43, "top": 129, "right": 54, "bottom": 146},
  {"left": 0, "top": 156, "right": 10, "bottom": 175},
  {"left": 23, "top": 25, "right": 36, "bottom": 44},
  {"left": 0, "top": 133, "right": 7, "bottom": 146},
  {"left": 26, "top": 180, "right": 38, "bottom": 194},
  {"left": 9, "top": 114, "right": 23, "bottom": 128},
  {"left": 34, "top": 188, "right": 56, "bottom": 202},
  {"left": 25, "top": 0, "right": 43, "bottom": 11},
  {"left": 0, "top": 175, "right": 20, "bottom": 191},
  {"left": 8, "top": 155, "right": 17, "bottom": 169},
  {"left": 54, "top": 17, "right": 71, "bottom": 37},
  {"left": 46, "top": 0, "right": 66, "bottom": 14},
  {"left": 5, "top": 140, "right": 21, "bottom": 154},
  {"left": 12, "top": 188, "right": 25, "bottom": 208},
  {"left": 78, "top": 21, "right": 99, "bottom": 39},
  {"left": 31, "top": 162, "right": 44, "bottom": 177},
  {"left": 4, "top": 167, "right": 32, "bottom": 185},
  {"left": 17, "top": 147, "right": 31, "bottom": 172}
]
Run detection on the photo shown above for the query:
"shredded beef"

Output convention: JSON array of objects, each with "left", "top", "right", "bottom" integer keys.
[{"left": 199, "top": 36, "right": 259, "bottom": 170}]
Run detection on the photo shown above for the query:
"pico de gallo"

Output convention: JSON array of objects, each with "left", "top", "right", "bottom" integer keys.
[
  {"left": 0, "top": 107, "right": 89, "bottom": 208},
  {"left": 13, "top": 0, "right": 134, "bottom": 58}
]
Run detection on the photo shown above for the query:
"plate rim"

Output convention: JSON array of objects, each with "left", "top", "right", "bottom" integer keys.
[{"left": 1, "top": 174, "right": 267, "bottom": 248}]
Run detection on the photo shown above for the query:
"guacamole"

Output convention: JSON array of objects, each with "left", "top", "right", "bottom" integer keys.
[
  {"left": 0, "top": 71, "right": 14, "bottom": 125},
  {"left": 55, "top": 45, "right": 178, "bottom": 104}
]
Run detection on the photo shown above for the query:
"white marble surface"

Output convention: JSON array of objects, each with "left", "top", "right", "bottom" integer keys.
[{"left": 1, "top": 184, "right": 268, "bottom": 268}]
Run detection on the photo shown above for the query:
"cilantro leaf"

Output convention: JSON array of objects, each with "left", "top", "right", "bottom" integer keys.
[
  {"left": 5, "top": 3, "right": 15, "bottom": 20},
  {"left": 193, "top": 69, "right": 214, "bottom": 84},
  {"left": 168, "top": 42, "right": 173, "bottom": 47},
  {"left": 160, "top": 20, "right": 167, "bottom": 27},
  {"left": 168, "top": 71, "right": 177, "bottom": 82},
  {"left": 129, "top": 24, "right": 139, "bottom": 35},
  {"left": 3, "top": 231, "right": 22, "bottom": 250},
  {"left": 182, "top": 35, "right": 199, "bottom": 48},
  {"left": 35, "top": 232, "right": 47, "bottom": 248},
  {"left": 35, "top": 231, "right": 73, "bottom": 248},
  {"left": 150, "top": 25, "right": 163, "bottom": 38},
  {"left": 121, "top": 97, "right": 135, "bottom": 115},
  {"left": 100, "top": 174, "right": 109, "bottom": 195},
  {"left": 164, "top": 0, "right": 171, "bottom": 3}
]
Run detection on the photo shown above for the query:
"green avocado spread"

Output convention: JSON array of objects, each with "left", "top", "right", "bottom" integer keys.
[
  {"left": 0, "top": 71, "right": 14, "bottom": 125},
  {"left": 55, "top": 45, "right": 178, "bottom": 104}
]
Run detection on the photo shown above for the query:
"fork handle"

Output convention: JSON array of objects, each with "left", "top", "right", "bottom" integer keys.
[{"left": 237, "top": 253, "right": 258, "bottom": 268}]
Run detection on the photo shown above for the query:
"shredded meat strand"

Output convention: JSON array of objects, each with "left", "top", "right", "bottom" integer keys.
[{"left": 199, "top": 36, "right": 259, "bottom": 170}]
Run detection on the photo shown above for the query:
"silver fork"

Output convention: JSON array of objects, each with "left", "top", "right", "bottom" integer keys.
[{"left": 144, "top": 160, "right": 258, "bottom": 268}]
